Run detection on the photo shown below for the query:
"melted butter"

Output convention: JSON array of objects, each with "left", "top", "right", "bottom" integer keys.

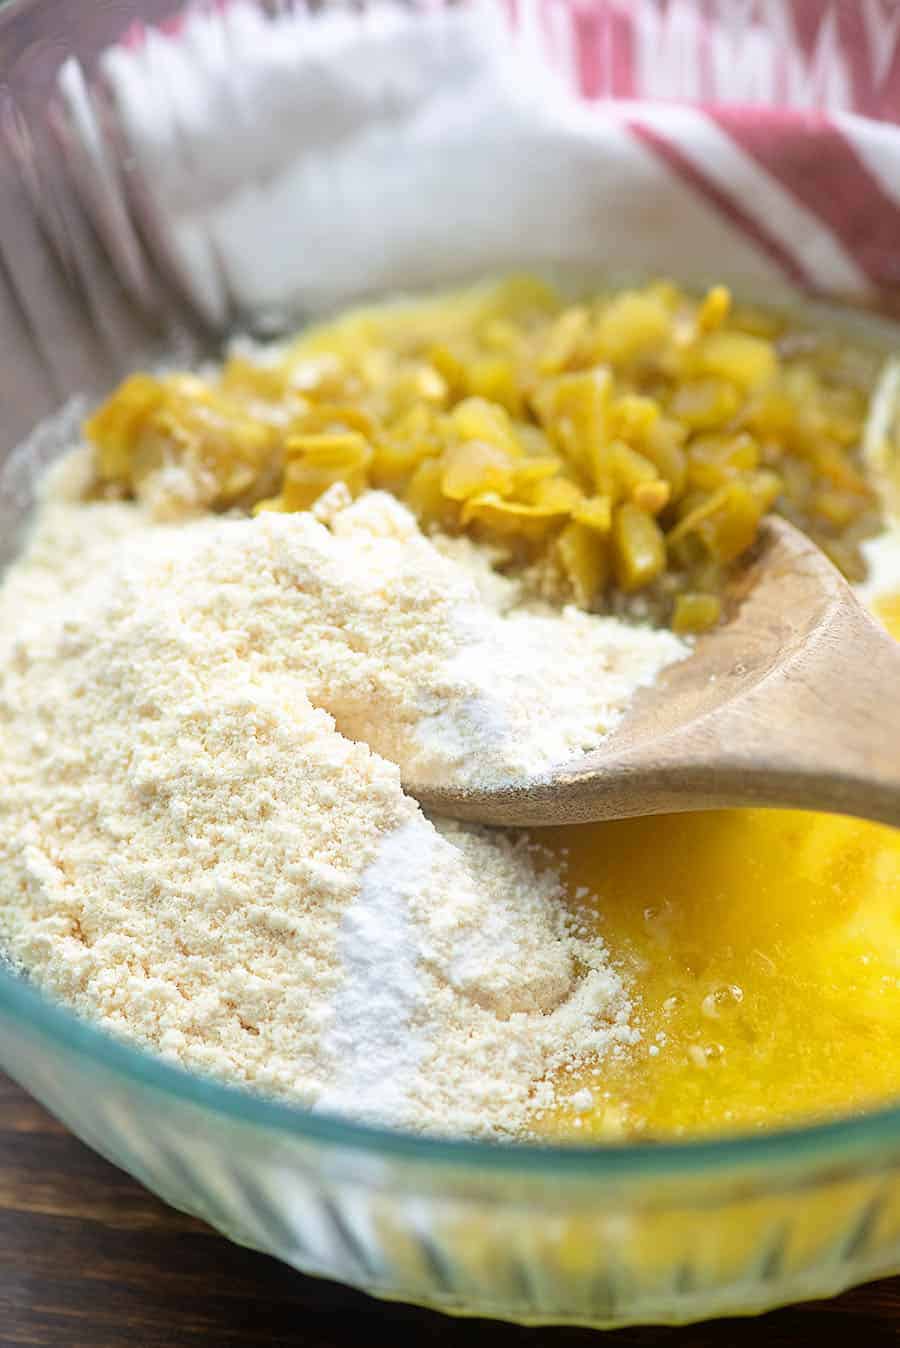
[{"left": 538, "top": 598, "right": 900, "bottom": 1141}]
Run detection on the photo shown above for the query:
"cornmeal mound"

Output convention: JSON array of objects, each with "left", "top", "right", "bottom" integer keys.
[{"left": 0, "top": 485, "right": 654, "bottom": 1137}]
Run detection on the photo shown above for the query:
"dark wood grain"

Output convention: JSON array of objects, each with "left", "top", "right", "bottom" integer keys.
[{"left": 2, "top": 1071, "right": 899, "bottom": 1348}]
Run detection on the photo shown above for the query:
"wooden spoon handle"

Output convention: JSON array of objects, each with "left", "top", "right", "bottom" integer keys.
[
  {"left": 655, "top": 598, "right": 900, "bottom": 829},
  {"left": 415, "top": 522, "right": 900, "bottom": 831}
]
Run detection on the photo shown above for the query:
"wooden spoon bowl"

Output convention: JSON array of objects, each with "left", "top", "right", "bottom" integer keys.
[{"left": 414, "top": 519, "right": 900, "bottom": 829}]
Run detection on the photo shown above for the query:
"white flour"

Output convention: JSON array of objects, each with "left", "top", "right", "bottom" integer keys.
[
  {"left": 0, "top": 474, "right": 676, "bottom": 1137},
  {"left": 318, "top": 821, "right": 429, "bottom": 1125}
]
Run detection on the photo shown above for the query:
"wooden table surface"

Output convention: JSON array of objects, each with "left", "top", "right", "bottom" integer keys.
[{"left": 2, "top": 1073, "right": 899, "bottom": 1347}]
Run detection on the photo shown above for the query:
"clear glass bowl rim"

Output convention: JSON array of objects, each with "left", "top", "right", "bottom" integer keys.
[
  {"left": 4, "top": 946, "right": 900, "bottom": 1175},
  {"left": 0, "top": 0, "right": 899, "bottom": 1186}
]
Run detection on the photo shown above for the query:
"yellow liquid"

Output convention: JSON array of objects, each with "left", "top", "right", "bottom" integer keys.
[{"left": 540, "top": 597, "right": 900, "bottom": 1141}]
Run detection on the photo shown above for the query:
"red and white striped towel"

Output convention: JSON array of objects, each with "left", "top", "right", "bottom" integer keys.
[{"left": 68, "top": 0, "right": 900, "bottom": 326}]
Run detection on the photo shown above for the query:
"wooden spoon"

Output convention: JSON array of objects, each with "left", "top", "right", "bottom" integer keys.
[{"left": 414, "top": 519, "right": 900, "bottom": 830}]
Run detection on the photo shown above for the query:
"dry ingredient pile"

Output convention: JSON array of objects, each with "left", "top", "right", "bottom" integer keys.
[
  {"left": 0, "top": 466, "right": 681, "bottom": 1138},
  {"left": 1, "top": 274, "right": 896, "bottom": 1142}
]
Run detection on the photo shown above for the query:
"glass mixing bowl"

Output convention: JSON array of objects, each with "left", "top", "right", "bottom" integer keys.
[{"left": 1, "top": 0, "right": 899, "bottom": 1326}]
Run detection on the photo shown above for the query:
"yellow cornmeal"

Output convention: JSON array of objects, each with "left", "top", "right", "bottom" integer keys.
[{"left": 540, "top": 598, "right": 900, "bottom": 1140}]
